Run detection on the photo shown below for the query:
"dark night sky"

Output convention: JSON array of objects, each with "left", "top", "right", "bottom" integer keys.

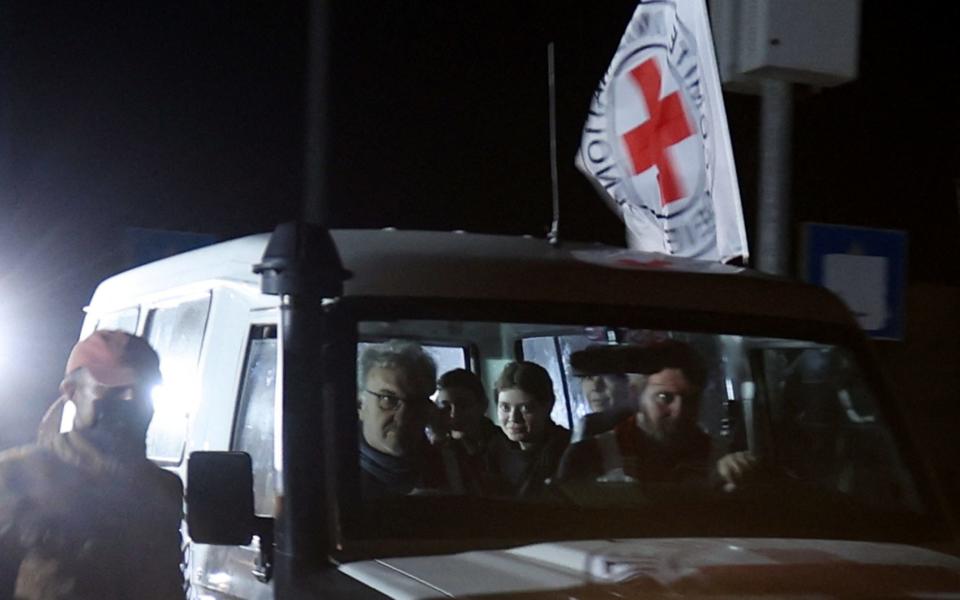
[{"left": 1, "top": 1, "right": 958, "bottom": 448}]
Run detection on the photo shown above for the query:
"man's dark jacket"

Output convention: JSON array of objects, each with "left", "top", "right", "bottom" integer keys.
[
  {"left": 0, "top": 430, "right": 184, "bottom": 600},
  {"left": 557, "top": 416, "right": 712, "bottom": 483}
]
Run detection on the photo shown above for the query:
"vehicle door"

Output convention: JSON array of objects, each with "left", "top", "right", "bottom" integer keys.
[{"left": 190, "top": 315, "right": 278, "bottom": 600}]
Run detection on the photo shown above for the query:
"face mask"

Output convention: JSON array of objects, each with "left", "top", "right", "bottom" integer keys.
[{"left": 93, "top": 396, "right": 152, "bottom": 439}]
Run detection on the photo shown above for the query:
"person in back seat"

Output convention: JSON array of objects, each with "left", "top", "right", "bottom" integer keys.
[
  {"left": 580, "top": 371, "right": 632, "bottom": 414},
  {"left": 571, "top": 349, "right": 638, "bottom": 442},
  {"left": 431, "top": 369, "right": 498, "bottom": 495},
  {"left": 434, "top": 368, "right": 497, "bottom": 457},
  {"left": 358, "top": 340, "right": 449, "bottom": 499},
  {"left": 483, "top": 361, "right": 570, "bottom": 499}
]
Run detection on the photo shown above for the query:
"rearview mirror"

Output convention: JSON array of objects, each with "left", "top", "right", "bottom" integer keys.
[{"left": 187, "top": 451, "right": 256, "bottom": 545}]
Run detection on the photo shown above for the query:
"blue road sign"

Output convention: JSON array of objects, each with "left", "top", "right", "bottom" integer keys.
[{"left": 803, "top": 223, "right": 908, "bottom": 340}]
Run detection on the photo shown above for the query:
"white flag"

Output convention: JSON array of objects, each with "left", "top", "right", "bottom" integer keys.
[{"left": 576, "top": 0, "right": 748, "bottom": 262}]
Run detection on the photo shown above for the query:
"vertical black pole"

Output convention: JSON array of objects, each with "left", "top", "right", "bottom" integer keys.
[
  {"left": 303, "top": 0, "right": 330, "bottom": 225},
  {"left": 275, "top": 292, "right": 327, "bottom": 598},
  {"left": 275, "top": 2, "right": 335, "bottom": 594},
  {"left": 257, "top": 223, "right": 348, "bottom": 599},
  {"left": 756, "top": 79, "right": 793, "bottom": 276}
]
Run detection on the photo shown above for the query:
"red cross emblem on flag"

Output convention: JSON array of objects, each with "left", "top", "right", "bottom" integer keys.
[{"left": 621, "top": 58, "right": 695, "bottom": 206}]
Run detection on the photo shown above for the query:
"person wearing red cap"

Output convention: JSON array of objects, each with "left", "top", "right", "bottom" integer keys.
[{"left": 0, "top": 330, "right": 184, "bottom": 599}]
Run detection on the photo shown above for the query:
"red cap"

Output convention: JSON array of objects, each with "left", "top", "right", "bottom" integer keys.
[{"left": 65, "top": 330, "right": 161, "bottom": 387}]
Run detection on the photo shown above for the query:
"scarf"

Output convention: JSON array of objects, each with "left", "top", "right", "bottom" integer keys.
[{"left": 359, "top": 437, "right": 419, "bottom": 492}]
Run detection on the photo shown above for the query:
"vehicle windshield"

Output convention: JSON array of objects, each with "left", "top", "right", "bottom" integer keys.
[{"left": 346, "top": 316, "right": 937, "bottom": 547}]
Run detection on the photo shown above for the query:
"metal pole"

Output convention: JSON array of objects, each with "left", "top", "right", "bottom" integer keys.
[
  {"left": 546, "top": 42, "right": 561, "bottom": 247},
  {"left": 303, "top": 0, "right": 329, "bottom": 225},
  {"left": 755, "top": 79, "right": 794, "bottom": 276}
]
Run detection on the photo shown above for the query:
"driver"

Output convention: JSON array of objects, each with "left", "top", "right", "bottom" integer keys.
[{"left": 557, "top": 340, "right": 756, "bottom": 487}]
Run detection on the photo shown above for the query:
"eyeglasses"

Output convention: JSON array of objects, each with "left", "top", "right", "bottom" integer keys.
[{"left": 363, "top": 389, "right": 425, "bottom": 412}]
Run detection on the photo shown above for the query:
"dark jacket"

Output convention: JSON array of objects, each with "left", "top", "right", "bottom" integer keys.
[
  {"left": 359, "top": 436, "right": 450, "bottom": 500},
  {"left": 571, "top": 406, "right": 635, "bottom": 443},
  {"left": 441, "top": 418, "right": 499, "bottom": 495},
  {"left": 0, "top": 431, "right": 184, "bottom": 600},
  {"left": 557, "top": 416, "right": 712, "bottom": 484},
  {"left": 451, "top": 417, "right": 499, "bottom": 459},
  {"left": 483, "top": 423, "right": 570, "bottom": 499}
]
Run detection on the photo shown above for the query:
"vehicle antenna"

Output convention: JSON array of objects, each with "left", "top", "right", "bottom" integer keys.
[{"left": 546, "top": 41, "right": 561, "bottom": 247}]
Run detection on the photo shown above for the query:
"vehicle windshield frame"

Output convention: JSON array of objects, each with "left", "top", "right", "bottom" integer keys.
[{"left": 322, "top": 295, "right": 949, "bottom": 559}]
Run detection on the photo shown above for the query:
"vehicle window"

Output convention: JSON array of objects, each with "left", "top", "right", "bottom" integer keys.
[
  {"left": 519, "top": 336, "right": 574, "bottom": 429},
  {"left": 144, "top": 294, "right": 211, "bottom": 464},
  {"left": 95, "top": 307, "right": 140, "bottom": 334},
  {"left": 233, "top": 325, "right": 278, "bottom": 517},
  {"left": 424, "top": 345, "right": 469, "bottom": 380},
  {"left": 757, "top": 344, "right": 922, "bottom": 513},
  {"left": 350, "top": 318, "right": 932, "bottom": 544},
  {"left": 358, "top": 341, "right": 468, "bottom": 378}
]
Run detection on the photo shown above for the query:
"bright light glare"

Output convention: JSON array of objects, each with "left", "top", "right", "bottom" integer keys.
[
  {"left": 206, "top": 572, "right": 232, "bottom": 588},
  {"left": 150, "top": 367, "right": 199, "bottom": 420},
  {"left": 59, "top": 400, "right": 76, "bottom": 433},
  {"left": 150, "top": 384, "right": 195, "bottom": 419},
  {"left": 150, "top": 384, "right": 166, "bottom": 409}
]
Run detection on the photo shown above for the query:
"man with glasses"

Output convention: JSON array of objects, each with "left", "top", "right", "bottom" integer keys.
[{"left": 357, "top": 340, "right": 448, "bottom": 498}]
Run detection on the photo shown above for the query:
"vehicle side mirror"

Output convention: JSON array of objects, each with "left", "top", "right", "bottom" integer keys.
[{"left": 187, "top": 451, "right": 256, "bottom": 545}]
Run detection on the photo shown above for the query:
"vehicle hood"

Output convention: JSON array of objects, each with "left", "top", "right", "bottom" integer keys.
[{"left": 338, "top": 537, "right": 960, "bottom": 598}]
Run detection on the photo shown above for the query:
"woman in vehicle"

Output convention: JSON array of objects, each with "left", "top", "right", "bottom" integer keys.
[{"left": 483, "top": 361, "right": 570, "bottom": 498}]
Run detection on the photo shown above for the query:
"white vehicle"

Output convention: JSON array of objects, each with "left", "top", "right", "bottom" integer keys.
[{"left": 79, "top": 224, "right": 960, "bottom": 598}]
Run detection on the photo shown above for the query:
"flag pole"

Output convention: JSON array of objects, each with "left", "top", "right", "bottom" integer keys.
[{"left": 546, "top": 42, "right": 561, "bottom": 247}]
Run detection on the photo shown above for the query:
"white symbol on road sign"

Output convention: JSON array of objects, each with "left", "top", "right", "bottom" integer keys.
[{"left": 822, "top": 254, "right": 889, "bottom": 331}]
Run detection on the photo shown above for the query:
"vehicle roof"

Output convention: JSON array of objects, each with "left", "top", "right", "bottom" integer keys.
[{"left": 87, "top": 229, "right": 855, "bottom": 328}]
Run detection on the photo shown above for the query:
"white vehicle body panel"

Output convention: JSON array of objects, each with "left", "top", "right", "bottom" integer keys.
[
  {"left": 85, "top": 230, "right": 854, "bottom": 327},
  {"left": 342, "top": 538, "right": 960, "bottom": 598}
]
